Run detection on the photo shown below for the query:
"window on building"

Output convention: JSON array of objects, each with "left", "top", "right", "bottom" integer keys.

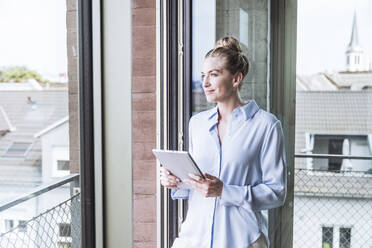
[
  {"left": 3, "top": 142, "right": 32, "bottom": 157},
  {"left": 59, "top": 223, "right": 71, "bottom": 237},
  {"left": 57, "top": 160, "right": 70, "bottom": 171},
  {"left": 52, "top": 147, "right": 70, "bottom": 177},
  {"left": 309, "top": 135, "right": 372, "bottom": 172},
  {"left": 339, "top": 227, "right": 351, "bottom": 248},
  {"left": 57, "top": 241, "right": 72, "bottom": 248},
  {"left": 18, "top": 220, "right": 27, "bottom": 233},
  {"left": 328, "top": 139, "right": 343, "bottom": 172},
  {"left": 322, "top": 226, "right": 333, "bottom": 248},
  {"left": 4, "top": 219, "right": 14, "bottom": 232}
]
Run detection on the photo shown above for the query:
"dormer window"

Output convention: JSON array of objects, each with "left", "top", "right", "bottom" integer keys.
[
  {"left": 52, "top": 146, "right": 70, "bottom": 177},
  {"left": 3, "top": 142, "right": 32, "bottom": 157},
  {"left": 305, "top": 134, "right": 372, "bottom": 172}
]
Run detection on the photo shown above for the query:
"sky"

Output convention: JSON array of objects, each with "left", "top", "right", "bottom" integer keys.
[
  {"left": 297, "top": 0, "right": 372, "bottom": 75},
  {"left": 0, "top": 0, "right": 371, "bottom": 79},
  {"left": 0, "top": 0, "right": 67, "bottom": 81}
]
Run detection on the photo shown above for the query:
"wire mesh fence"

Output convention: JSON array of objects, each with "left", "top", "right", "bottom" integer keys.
[
  {"left": 293, "top": 167, "right": 372, "bottom": 248},
  {"left": 0, "top": 193, "right": 81, "bottom": 248}
]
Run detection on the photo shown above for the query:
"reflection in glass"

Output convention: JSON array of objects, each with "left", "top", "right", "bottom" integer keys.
[{"left": 192, "top": 0, "right": 270, "bottom": 115}]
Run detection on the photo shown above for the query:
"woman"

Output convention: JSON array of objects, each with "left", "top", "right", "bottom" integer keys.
[{"left": 160, "top": 37, "right": 287, "bottom": 248}]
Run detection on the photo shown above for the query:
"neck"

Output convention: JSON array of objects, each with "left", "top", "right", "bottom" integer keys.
[{"left": 217, "top": 95, "right": 244, "bottom": 121}]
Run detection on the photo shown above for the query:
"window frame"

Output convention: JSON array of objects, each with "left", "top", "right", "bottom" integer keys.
[
  {"left": 52, "top": 146, "right": 70, "bottom": 177},
  {"left": 18, "top": 220, "right": 27, "bottom": 233},
  {"left": 4, "top": 219, "right": 14, "bottom": 232},
  {"left": 78, "top": 0, "right": 98, "bottom": 247},
  {"left": 300, "top": 133, "right": 372, "bottom": 173},
  {"left": 339, "top": 227, "right": 352, "bottom": 248},
  {"left": 322, "top": 226, "right": 334, "bottom": 248},
  {"left": 2, "top": 141, "right": 33, "bottom": 158}
]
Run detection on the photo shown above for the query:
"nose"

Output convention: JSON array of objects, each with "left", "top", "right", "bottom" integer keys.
[{"left": 202, "top": 75, "right": 210, "bottom": 88}]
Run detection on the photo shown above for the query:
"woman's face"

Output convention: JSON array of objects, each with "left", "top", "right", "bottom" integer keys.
[{"left": 201, "top": 56, "right": 239, "bottom": 103}]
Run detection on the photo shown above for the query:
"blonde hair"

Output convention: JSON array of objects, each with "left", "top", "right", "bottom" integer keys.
[{"left": 205, "top": 36, "right": 250, "bottom": 79}]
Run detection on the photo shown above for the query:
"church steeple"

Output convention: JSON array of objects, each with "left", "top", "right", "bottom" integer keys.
[
  {"left": 347, "top": 11, "right": 361, "bottom": 53},
  {"left": 345, "top": 10, "right": 369, "bottom": 72}
]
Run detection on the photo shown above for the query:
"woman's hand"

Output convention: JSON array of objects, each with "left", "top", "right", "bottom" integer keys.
[
  {"left": 159, "top": 167, "right": 181, "bottom": 189},
  {"left": 184, "top": 173, "right": 223, "bottom": 197}
]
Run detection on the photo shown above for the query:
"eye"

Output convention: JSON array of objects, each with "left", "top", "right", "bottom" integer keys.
[
  {"left": 201, "top": 75, "right": 205, "bottom": 81},
  {"left": 211, "top": 73, "right": 218, "bottom": 77}
]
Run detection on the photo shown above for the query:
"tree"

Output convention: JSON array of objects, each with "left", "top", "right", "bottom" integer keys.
[{"left": 0, "top": 66, "right": 45, "bottom": 83}]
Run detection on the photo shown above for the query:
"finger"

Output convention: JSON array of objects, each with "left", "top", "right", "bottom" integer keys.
[
  {"left": 185, "top": 179, "right": 208, "bottom": 193},
  {"left": 169, "top": 178, "right": 181, "bottom": 185},
  {"left": 188, "top": 173, "right": 204, "bottom": 182},
  {"left": 162, "top": 176, "right": 180, "bottom": 185},
  {"left": 160, "top": 171, "right": 179, "bottom": 181},
  {"left": 161, "top": 179, "right": 178, "bottom": 189},
  {"left": 184, "top": 177, "right": 202, "bottom": 185},
  {"left": 184, "top": 178, "right": 198, "bottom": 188},
  {"left": 168, "top": 175, "right": 180, "bottom": 181},
  {"left": 161, "top": 174, "right": 178, "bottom": 181},
  {"left": 160, "top": 167, "right": 170, "bottom": 175},
  {"left": 204, "top": 173, "right": 216, "bottom": 180}
]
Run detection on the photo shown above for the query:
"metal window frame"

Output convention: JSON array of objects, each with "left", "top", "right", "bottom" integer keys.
[
  {"left": 269, "top": 0, "right": 297, "bottom": 247},
  {"left": 157, "top": 0, "right": 172, "bottom": 247},
  {"left": 157, "top": 0, "right": 190, "bottom": 247},
  {"left": 78, "top": 0, "right": 96, "bottom": 247}
]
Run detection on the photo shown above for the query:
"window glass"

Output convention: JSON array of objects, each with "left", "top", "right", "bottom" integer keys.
[
  {"left": 322, "top": 227, "right": 333, "bottom": 248},
  {"left": 3, "top": 142, "right": 32, "bottom": 157},
  {"left": 4, "top": 220, "right": 14, "bottom": 232},
  {"left": 18, "top": 220, "right": 27, "bottom": 233},
  {"left": 294, "top": 1, "right": 372, "bottom": 247},
  {"left": 339, "top": 227, "right": 351, "bottom": 248},
  {"left": 0, "top": 0, "right": 81, "bottom": 247},
  {"left": 59, "top": 223, "right": 72, "bottom": 237},
  {"left": 192, "top": 0, "right": 270, "bottom": 115},
  {"left": 57, "top": 160, "right": 70, "bottom": 171}
]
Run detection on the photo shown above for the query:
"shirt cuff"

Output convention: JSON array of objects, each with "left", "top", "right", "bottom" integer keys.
[
  {"left": 220, "top": 184, "right": 253, "bottom": 211},
  {"left": 171, "top": 189, "right": 189, "bottom": 200}
]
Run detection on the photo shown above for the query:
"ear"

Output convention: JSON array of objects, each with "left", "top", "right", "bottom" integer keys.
[{"left": 232, "top": 72, "right": 243, "bottom": 89}]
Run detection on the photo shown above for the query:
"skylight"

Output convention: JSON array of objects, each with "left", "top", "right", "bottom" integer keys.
[{"left": 3, "top": 142, "right": 32, "bottom": 157}]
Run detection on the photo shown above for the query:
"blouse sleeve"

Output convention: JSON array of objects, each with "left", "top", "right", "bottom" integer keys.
[
  {"left": 171, "top": 117, "right": 195, "bottom": 200},
  {"left": 220, "top": 120, "right": 287, "bottom": 211}
]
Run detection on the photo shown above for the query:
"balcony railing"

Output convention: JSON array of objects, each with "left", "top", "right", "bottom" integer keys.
[
  {"left": 293, "top": 164, "right": 372, "bottom": 248},
  {"left": 0, "top": 174, "right": 80, "bottom": 248}
]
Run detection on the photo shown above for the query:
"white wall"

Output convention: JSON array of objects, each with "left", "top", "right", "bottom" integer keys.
[
  {"left": 40, "top": 122, "right": 69, "bottom": 182},
  {"left": 293, "top": 196, "right": 372, "bottom": 248}
]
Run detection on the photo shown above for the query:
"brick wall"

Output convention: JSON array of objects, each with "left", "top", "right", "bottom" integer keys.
[
  {"left": 132, "top": 0, "right": 157, "bottom": 247},
  {"left": 66, "top": 0, "right": 80, "bottom": 174}
]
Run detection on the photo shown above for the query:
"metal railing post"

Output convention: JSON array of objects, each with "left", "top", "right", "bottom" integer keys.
[{"left": 71, "top": 176, "right": 81, "bottom": 248}]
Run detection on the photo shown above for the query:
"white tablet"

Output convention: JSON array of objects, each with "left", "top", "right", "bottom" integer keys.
[{"left": 152, "top": 149, "right": 205, "bottom": 188}]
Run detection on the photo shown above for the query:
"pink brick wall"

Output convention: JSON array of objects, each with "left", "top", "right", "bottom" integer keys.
[{"left": 132, "top": 0, "right": 157, "bottom": 247}]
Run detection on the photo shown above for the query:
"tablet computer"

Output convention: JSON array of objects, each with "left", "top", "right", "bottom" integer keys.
[{"left": 152, "top": 149, "right": 205, "bottom": 188}]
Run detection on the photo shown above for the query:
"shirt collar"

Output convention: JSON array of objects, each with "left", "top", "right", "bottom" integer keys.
[
  {"left": 240, "top": 100, "right": 260, "bottom": 120},
  {"left": 207, "top": 100, "right": 260, "bottom": 130}
]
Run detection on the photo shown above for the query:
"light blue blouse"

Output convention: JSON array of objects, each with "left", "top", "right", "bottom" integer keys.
[{"left": 171, "top": 100, "right": 287, "bottom": 248}]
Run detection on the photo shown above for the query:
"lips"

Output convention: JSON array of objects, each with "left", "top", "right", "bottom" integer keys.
[{"left": 205, "top": 90, "right": 214, "bottom": 95}]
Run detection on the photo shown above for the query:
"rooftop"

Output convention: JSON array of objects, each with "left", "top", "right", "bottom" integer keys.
[{"left": 0, "top": 89, "right": 68, "bottom": 183}]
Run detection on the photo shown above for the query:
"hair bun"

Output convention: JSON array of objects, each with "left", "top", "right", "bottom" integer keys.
[{"left": 215, "top": 36, "right": 242, "bottom": 53}]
